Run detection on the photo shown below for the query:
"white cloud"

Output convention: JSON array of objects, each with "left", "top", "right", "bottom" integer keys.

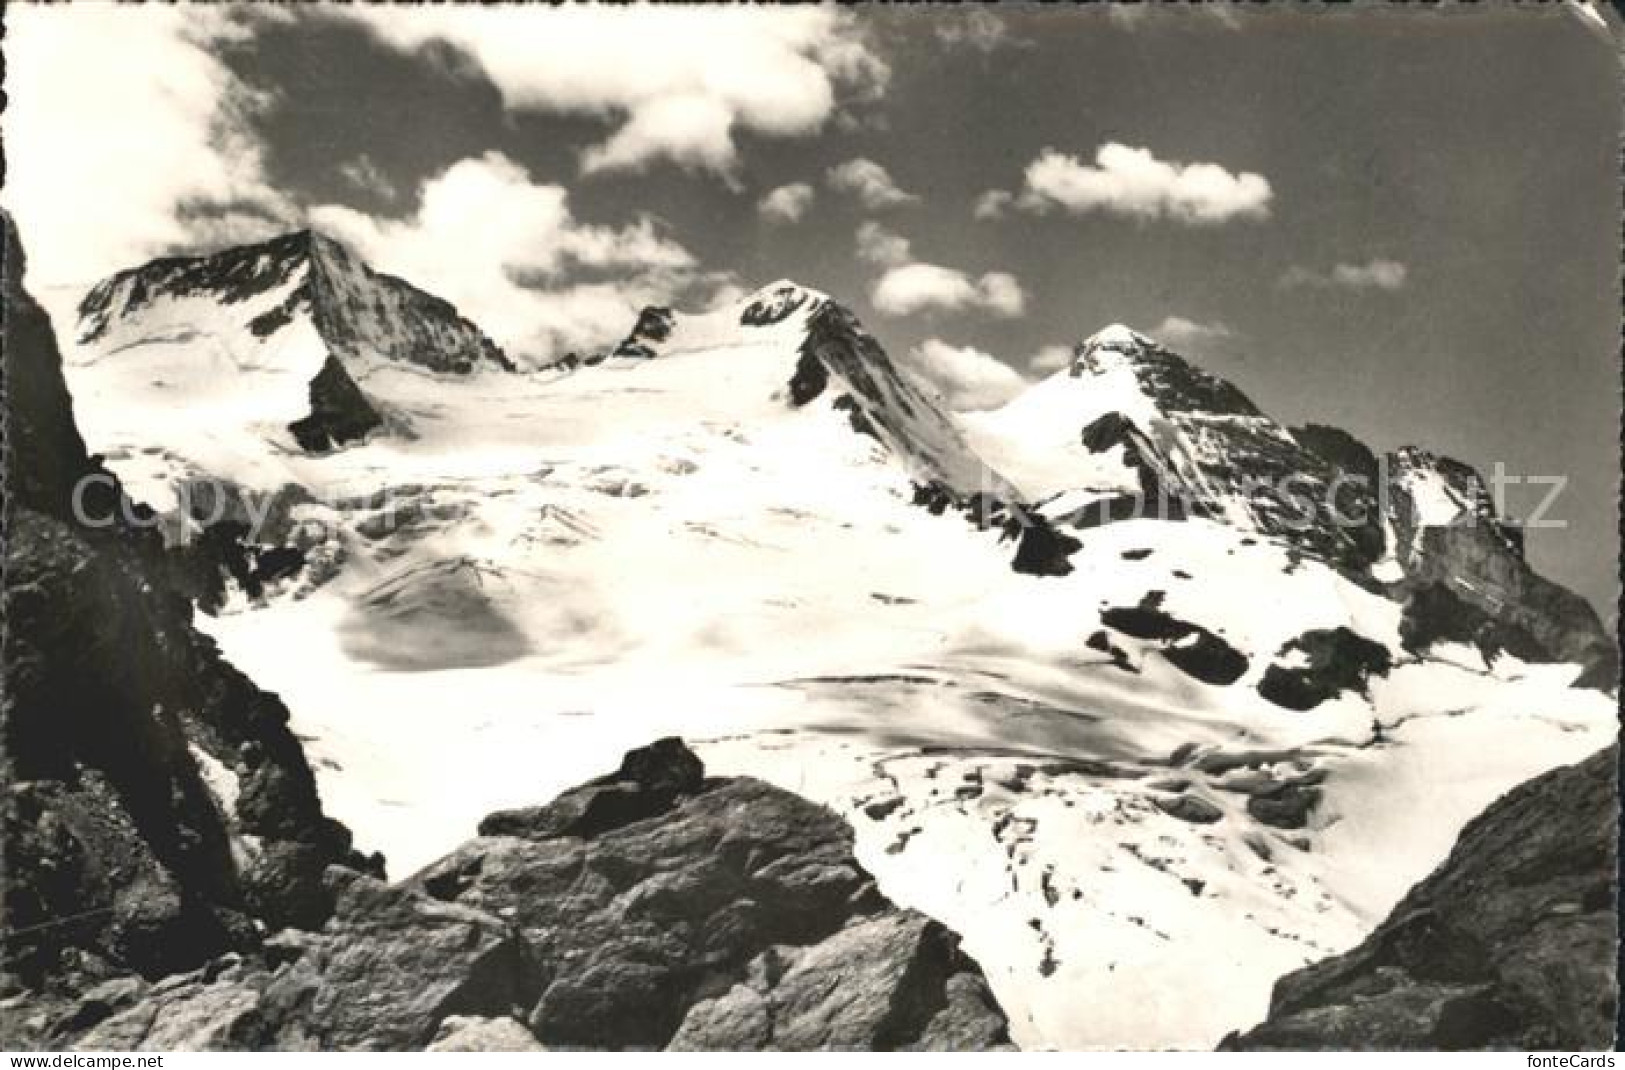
[
  {"left": 855, "top": 221, "right": 913, "bottom": 267},
  {"left": 1280, "top": 259, "right": 1408, "bottom": 291},
  {"left": 1148, "top": 315, "right": 1236, "bottom": 351},
  {"left": 827, "top": 158, "right": 920, "bottom": 210},
  {"left": 975, "top": 273, "right": 1027, "bottom": 318},
  {"left": 1007, "top": 144, "right": 1272, "bottom": 224},
  {"left": 3, "top": 6, "right": 294, "bottom": 286},
  {"left": 858, "top": 222, "right": 1023, "bottom": 319},
  {"left": 311, "top": 153, "right": 717, "bottom": 362},
  {"left": 1028, "top": 344, "right": 1076, "bottom": 374},
  {"left": 334, "top": 7, "right": 887, "bottom": 177},
  {"left": 973, "top": 190, "right": 1014, "bottom": 221},
  {"left": 758, "top": 182, "right": 816, "bottom": 223},
  {"left": 903, "top": 339, "right": 1029, "bottom": 411},
  {"left": 935, "top": 9, "right": 1023, "bottom": 53},
  {"left": 339, "top": 155, "right": 399, "bottom": 202},
  {"left": 871, "top": 264, "right": 1026, "bottom": 319},
  {"left": 1109, "top": 4, "right": 1243, "bottom": 30}
]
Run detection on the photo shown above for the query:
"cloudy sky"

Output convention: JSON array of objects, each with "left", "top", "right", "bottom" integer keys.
[{"left": 5, "top": 4, "right": 1618, "bottom": 614}]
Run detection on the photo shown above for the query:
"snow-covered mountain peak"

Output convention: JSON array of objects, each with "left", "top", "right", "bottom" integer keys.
[
  {"left": 1081, "top": 321, "right": 1155, "bottom": 353},
  {"left": 61, "top": 231, "right": 516, "bottom": 502},
  {"left": 740, "top": 278, "right": 829, "bottom": 323},
  {"left": 605, "top": 279, "right": 830, "bottom": 363},
  {"left": 77, "top": 229, "right": 512, "bottom": 376},
  {"left": 586, "top": 281, "right": 1007, "bottom": 497}
]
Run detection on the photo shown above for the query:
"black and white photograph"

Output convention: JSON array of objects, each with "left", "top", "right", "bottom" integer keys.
[{"left": 1, "top": 1, "right": 1619, "bottom": 1054}]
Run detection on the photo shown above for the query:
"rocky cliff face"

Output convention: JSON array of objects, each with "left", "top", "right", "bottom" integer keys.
[
  {"left": 28, "top": 740, "right": 1011, "bottom": 1052},
  {"left": 1223, "top": 745, "right": 1618, "bottom": 1050},
  {"left": 1384, "top": 449, "right": 1616, "bottom": 686},
  {"left": 1, "top": 215, "right": 372, "bottom": 1001}
]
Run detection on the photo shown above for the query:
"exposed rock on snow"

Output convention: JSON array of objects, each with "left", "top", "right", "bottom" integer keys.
[
  {"left": 1225, "top": 745, "right": 1618, "bottom": 1050},
  {"left": 51, "top": 740, "right": 1012, "bottom": 1052},
  {"left": 1258, "top": 627, "right": 1394, "bottom": 711}
]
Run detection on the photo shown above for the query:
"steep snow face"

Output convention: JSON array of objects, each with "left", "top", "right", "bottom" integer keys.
[
  {"left": 78, "top": 231, "right": 510, "bottom": 375},
  {"left": 965, "top": 326, "right": 1381, "bottom": 569},
  {"left": 64, "top": 232, "right": 512, "bottom": 512},
  {"left": 57, "top": 247, "right": 1615, "bottom": 1050}
]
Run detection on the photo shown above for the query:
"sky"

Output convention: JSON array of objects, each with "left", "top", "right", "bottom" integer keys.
[{"left": 4, "top": 3, "right": 1618, "bottom": 617}]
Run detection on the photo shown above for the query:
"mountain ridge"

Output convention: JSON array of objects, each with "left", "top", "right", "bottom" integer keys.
[{"left": 39, "top": 229, "right": 1620, "bottom": 1049}]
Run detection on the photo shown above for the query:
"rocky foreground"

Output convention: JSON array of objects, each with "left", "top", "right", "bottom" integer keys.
[
  {"left": 1225, "top": 744, "right": 1618, "bottom": 1050},
  {"left": 11, "top": 739, "right": 1012, "bottom": 1051}
]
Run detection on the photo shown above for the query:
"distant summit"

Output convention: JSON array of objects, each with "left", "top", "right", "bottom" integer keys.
[{"left": 72, "top": 230, "right": 512, "bottom": 454}]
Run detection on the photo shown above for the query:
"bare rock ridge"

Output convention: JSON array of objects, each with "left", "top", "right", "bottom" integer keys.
[
  {"left": 1, "top": 214, "right": 376, "bottom": 1021},
  {"left": 1223, "top": 744, "right": 1618, "bottom": 1050},
  {"left": 76, "top": 229, "right": 512, "bottom": 455},
  {"left": 44, "top": 739, "right": 1012, "bottom": 1051},
  {"left": 792, "top": 298, "right": 1019, "bottom": 501}
]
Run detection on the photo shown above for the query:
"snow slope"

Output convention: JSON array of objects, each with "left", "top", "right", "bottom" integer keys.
[{"left": 58, "top": 238, "right": 1616, "bottom": 1050}]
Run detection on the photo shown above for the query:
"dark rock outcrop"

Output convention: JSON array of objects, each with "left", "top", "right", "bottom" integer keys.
[
  {"left": 1009, "top": 521, "right": 1082, "bottom": 577},
  {"left": 1384, "top": 448, "right": 1615, "bottom": 689},
  {"left": 286, "top": 355, "right": 383, "bottom": 453},
  {"left": 46, "top": 740, "right": 1013, "bottom": 1051},
  {"left": 740, "top": 282, "right": 812, "bottom": 327},
  {"left": 1258, "top": 627, "right": 1393, "bottom": 710},
  {"left": 1223, "top": 745, "right": 1618, "bottom": 1050},
  {"left": 610, "top": 306, "right": 676, "bottom": 360},
  {"left": 1, "top": 215, "right": 368, "bottom": 1001},
  {"left": 1100, "top": 600, "right": 1249, "bottom": 685}
]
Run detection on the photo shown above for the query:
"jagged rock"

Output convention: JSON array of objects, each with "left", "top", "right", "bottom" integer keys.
[
  {"left": 272, "top": 871, "right": 527, "bottom": 1050},
  {"left": 740, "top": 282, "right": 812, "bottom": 327},
  {"left": 1009, "top": 521, "right": 1082, "bottom": 577},
  {"left": 430, "top": 738, "right": 1009, "bottom": 1050},
  {"left": 1258, "top": 627, "right": 1393, "bottom": 710},
  {"left": 611, "top": 306, "right": 676, "bottom": 359},
  {"left": 428, "top": 1016, "right": 546, "bottom": 1051},
  {"left": 1385, "top": 449, "right": 1616, "bottom": 689},
  {"left": 1155, "top": 793, "right": 1224, "bottom": 825},
  {"left": 476, "top": 735, "right": 706, "bottom": 840},
  {"left": 796, "top": 301, "right": 1018, "bottom": 501},
  {"left": 286, "top": 355, "right": 382, "bottom": 453},
  {"left": 669, "top": 912, "right": 1005, "bottom": 1051},
  {"left": 1, "top": 213, "right": 367, "bottom": 988},
  {"left": 49, "top": 740, "right": 1010, "bottom": 1051},
  {"left": 1224, "top": 745, "right": 1617, "bottom": 1050},
  {"left": 1244, "top": 783, "right": 1322, "bottom": 830},
  {"left": 1290, "top": 423, "right": 1385, "bottom": 566}
]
